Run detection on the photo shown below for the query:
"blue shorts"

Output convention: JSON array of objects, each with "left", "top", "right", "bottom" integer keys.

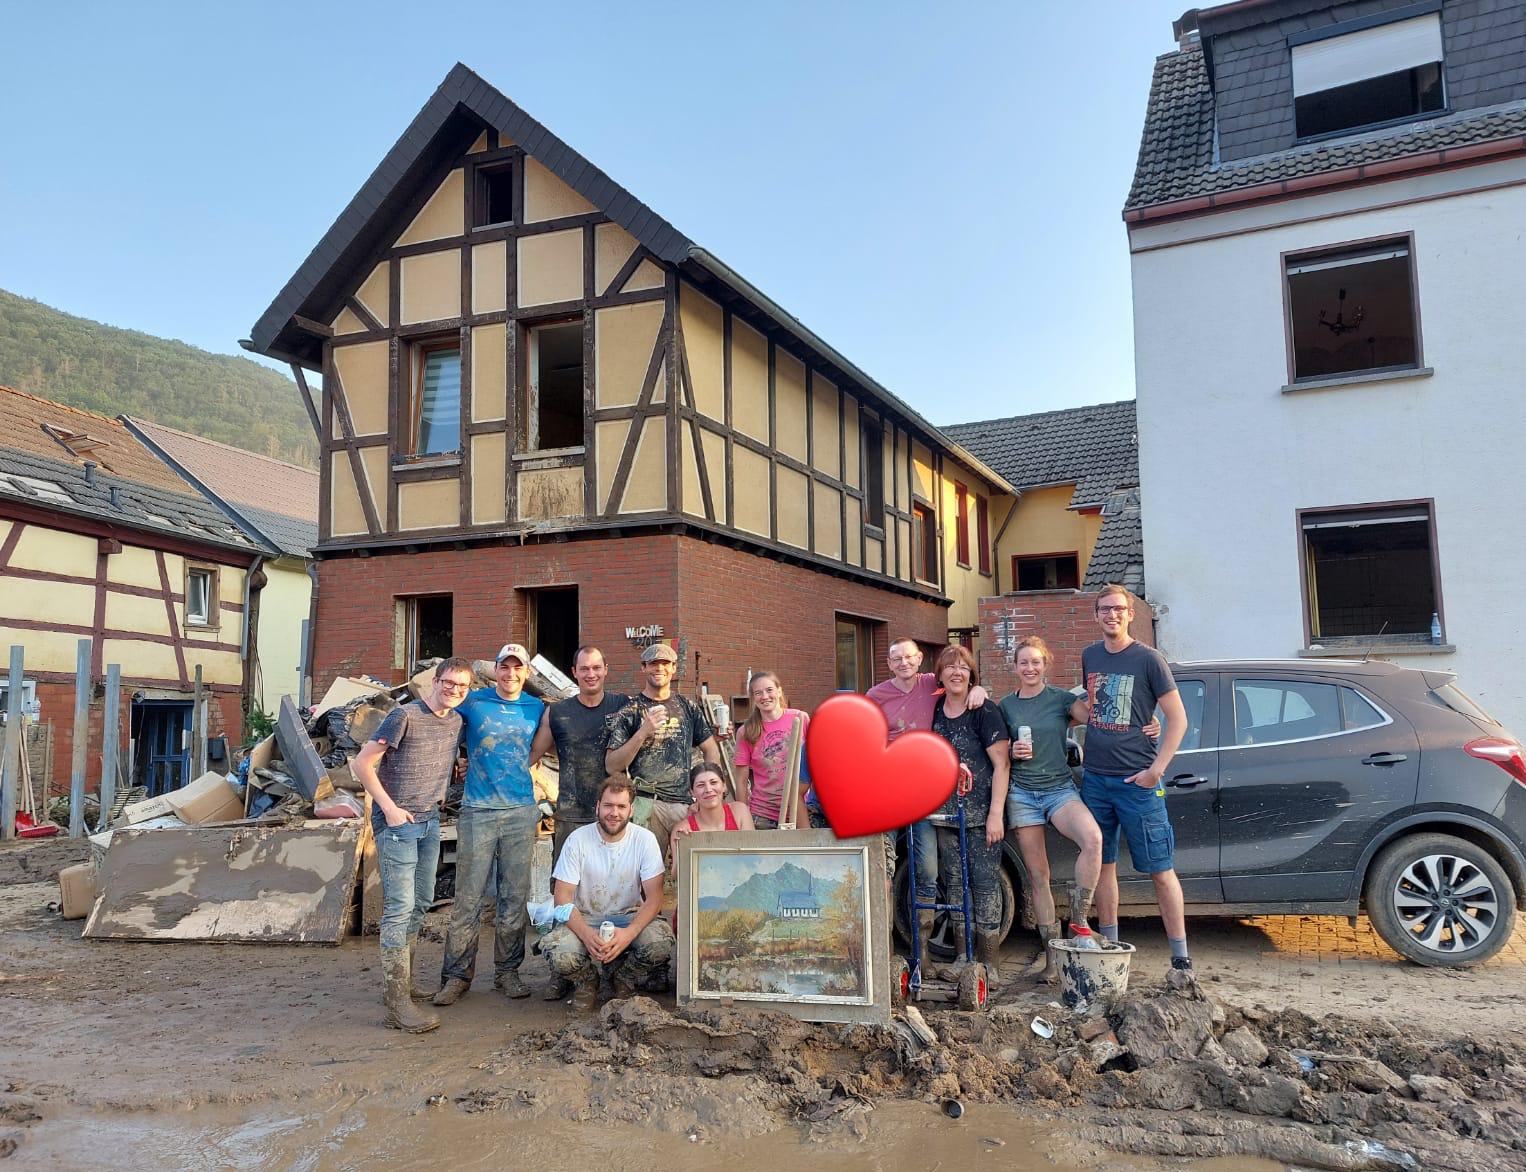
[
  {"left": 1006, "top": 784, "right": 1083, "bottom": 829},
  {"left": 1080, "top": 769, "right": 1176, "bottom": 874}
]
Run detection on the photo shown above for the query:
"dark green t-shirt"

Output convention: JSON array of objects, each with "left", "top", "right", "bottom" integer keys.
[{"left": 998, "top": 686, "right": 1076, "bottom": 793}]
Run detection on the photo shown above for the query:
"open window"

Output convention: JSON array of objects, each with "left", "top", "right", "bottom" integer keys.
[
  {"left": 185, "top": 565, "right": 218, "bottom": 628},
  {"left": 521, "top": 319, "right": 584, "bottom": 452},
  {"left": 1301, "top": 503, "right": 1440, "bottom": 644},
  {"left": 396, "top": 594, "right": 454, "bottom": 672},
  {"left": 473, "top": 161, "right": 514, "bottom": 228},
  {"left": 1286, "top": 239, "right": 1420, "bottom": 382},
  {"left": 1013, "top": 553, "right": 1079, "bottom": 591},
  {"left": 861, "top": 414, "right": 885, "bottom": 529},
  {"left": 405, "top": 339, "right": 462, "bottom": 457},
  {"left": 911, "top": 502, "right": 938, "bottom": 584},
  {"left": 1292, "top": 12, "right": 1444, "bottom": 140}
]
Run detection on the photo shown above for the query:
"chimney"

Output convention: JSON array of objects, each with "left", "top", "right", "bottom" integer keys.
[
  {"left": 109, "top": 485, "right": 121, "bottom": 509},
  {"left": 1173, "top": 7, "right": 1202, "bottom": 50},
  {"left": 82, "top": 460, "right": 97, "bottom": 486}
]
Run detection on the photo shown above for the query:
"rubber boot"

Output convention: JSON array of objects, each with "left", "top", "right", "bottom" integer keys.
[
  {"left": 1023, "top": 923, "right": 1060, "bottom": 983},
  {"left": 1068, "top": 885, "right": 1095, "bottom": 936},
  {"left": 915, "top": 911, "right": 937, "bottom": 977},
  {"left": 948, "top": 921, "right": 968, "bottom": 978},
  {"left": 406, "top": 934, "right": 430, "bottom": 1000},
  {"left": 383, "top": 946, "right": 440, "bottom": 1033},
  {"left": 975, "top": 932, "right": 1003, "bottom": 991}
]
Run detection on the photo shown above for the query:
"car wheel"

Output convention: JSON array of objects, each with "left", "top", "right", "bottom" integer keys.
[
  {"left": 892, "top": 859, "right": 1016, "bottom": 947},
  {"left": 1365, "top": 833, "right": 1517, "bottom": 967}
]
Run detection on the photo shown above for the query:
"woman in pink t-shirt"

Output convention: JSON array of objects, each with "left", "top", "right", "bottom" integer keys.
[{"left": 733, "top": 671, "right": 810, "bottom": 829}]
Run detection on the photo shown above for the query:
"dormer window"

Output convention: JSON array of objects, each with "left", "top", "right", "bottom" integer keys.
[
  {"left": 1292, "top": 12, "right": 1444, "bottom": 140},
  {"left": 41, "top": 423, "right": 111, "bottom": 457}
]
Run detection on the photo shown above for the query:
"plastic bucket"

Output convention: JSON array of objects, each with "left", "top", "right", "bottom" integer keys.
[{"left": 1050, "top": 938, "right": 1135, "bottom": 1009}]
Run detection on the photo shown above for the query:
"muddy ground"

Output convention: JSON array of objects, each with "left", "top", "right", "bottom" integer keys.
[{"left": 2, "top": 837, "right": 1524, "bottom": 1171}]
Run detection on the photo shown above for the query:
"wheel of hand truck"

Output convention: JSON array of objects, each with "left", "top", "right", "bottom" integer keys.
[
  {"left": 891, "top": 955, "right": 911, "bottom": 1008},
  {"left": 957, "top": 962, "right": 988, "bottom": 1011}
]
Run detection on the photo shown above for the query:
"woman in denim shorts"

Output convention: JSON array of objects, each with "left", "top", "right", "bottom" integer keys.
[{"left": 997, "top": 636, "right": 1107, "bottom": 982}]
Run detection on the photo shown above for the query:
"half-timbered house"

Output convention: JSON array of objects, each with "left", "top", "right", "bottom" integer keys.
[{"left": 247, "top": 65, "right": 1018, "bottom": 708}]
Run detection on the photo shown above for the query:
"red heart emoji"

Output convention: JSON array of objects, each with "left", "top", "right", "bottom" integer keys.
[{"left": 806, "top": 693, "right": 959, "bottom": 838}]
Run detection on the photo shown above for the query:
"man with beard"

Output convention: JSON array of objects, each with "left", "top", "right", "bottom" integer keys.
[{"left": 543, "top": 777, "right": 672, "bottom": 1006}]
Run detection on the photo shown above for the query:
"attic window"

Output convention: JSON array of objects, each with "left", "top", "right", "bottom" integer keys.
[
  {"left": 474, "top": 162, "right": 514, "bottom": 228},
  {"left": 41, "top": 423, "right": 111, "bottom": 456},
  {"left": 1292, "top": 13, "right": 1445, "bottom": 139}
]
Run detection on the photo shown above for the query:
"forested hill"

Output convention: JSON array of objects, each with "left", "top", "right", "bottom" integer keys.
[{"left": 0, "top": 289, "right": 317, "bottom": 468}]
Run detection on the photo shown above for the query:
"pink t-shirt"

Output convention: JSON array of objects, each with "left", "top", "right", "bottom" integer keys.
[
  {"left": 866, "top": 674, "right": 939, "bottom": 741},
  {"left": 734, "top": 709, "right": 809, "bottom": 821}
]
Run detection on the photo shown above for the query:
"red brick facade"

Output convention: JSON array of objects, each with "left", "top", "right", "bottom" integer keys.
[
  {"left": 978, "top": 589, "right": 1157, "bottom": 698},
  {"left": 312, "top": 533, "right": 952, "bottom": 712}
]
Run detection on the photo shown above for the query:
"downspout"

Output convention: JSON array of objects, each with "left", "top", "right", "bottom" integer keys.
[
  {"left": 242, "top": 554, "right": 267, "bottom": 730},
  {"left": 990, "top": 493, "right": 1021, "bottom": 595}
]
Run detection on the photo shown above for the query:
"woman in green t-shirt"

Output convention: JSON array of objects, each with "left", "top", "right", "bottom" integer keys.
[{"left": 998, "top": 635, "right": 1105, "bottom": 982}]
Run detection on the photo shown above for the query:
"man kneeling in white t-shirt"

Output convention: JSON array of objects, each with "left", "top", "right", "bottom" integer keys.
[{"left": 546, "top": 776, "right": 674, "bottom": 1005}]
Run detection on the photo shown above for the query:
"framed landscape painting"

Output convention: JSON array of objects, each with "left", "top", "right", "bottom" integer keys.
[{"left": 674, "top": 829, "right": 890, "bottom": 1025}]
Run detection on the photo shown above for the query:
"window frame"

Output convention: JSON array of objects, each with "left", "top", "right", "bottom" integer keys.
[
  {"left": 833, "top": 614, "right": 880, "bottom": 692},
  {"left": 471, "top": 159, "right": 517, "bottom": 230},
  {"left": 1281, "top": 232, "right": 1424, "bottom": 387},
  {"left": 976, "top": 494, "right": 991, "bottom": 576},
  {"left": 519, "top": 316, "right": 587, "bottom": 456},
  {"left": 1289, "top": 7, "right": 1447, "bottom": 142},
  {"left": 954, "top": 483, "right": 970, "bottom": 568},
  {"left": 1227, "top": 676, "right": 1395, "bottom": 751},
  {"left": 394, "top": 593, "right": 455, "bottom": 673},
  {"left": 184, "top": 564, "right": 219, "bottom": 630},
  {"left": 911, "top": 500, "right": 938, "bottom": 586},
  {"left": 861, "top": 413, "right": 885, "bottom": 531},
  {"left": 1012, "top": 551, "right": 1081, "bottom": 592},
  {"left": 402, "top": 335, "right": 464, "bottom": 460},
  {"left": 1295, "top": 497, "right": 1445, "bottom": 648}
]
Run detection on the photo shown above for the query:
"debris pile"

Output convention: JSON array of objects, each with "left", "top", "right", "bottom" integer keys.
[{"left": 460, "top": 987, "right": 1526, "bottom": 1170}]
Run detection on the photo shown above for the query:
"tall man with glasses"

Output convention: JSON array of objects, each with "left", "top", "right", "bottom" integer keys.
[
  {"left": 434, "top": 643, "right": 546, "bottom": 1005},
  {"left": 352, "top": 657, "right": 474, "bottom": 1033},
  {"left": 1078, "top": 585, "right": 1193, "bottom": 985}
]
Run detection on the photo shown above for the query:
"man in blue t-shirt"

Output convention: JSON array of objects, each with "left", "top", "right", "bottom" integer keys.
[
  {"left": 1079, "top": 585, "right": 1192, "bottom": 987},
  {"left": 433, "top": 643, "right": 547, "bottom": 1005}
]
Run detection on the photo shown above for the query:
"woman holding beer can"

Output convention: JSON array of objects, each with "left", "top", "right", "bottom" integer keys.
[{"left": 997, "top": 635, "right": 1107, "bottom": 982}]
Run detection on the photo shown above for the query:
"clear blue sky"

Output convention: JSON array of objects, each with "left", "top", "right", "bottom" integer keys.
[{"left": 3, "top": 1, "right": 1188, "bottom": 426}]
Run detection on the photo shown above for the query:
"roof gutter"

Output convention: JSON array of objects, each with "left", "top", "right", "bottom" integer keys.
[{"left": 683, "top": 247, "right": 1019, "bottom": 497}]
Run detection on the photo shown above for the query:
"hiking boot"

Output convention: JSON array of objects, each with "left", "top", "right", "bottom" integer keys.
[
  {"left": 1167, "top": 956, "right": 1196, "bottom": 991},
  {"left": 975, "top": 931, "right": 1003, "bottom": 991},
  {"left": 1023, "top": 923, "right": 1059, "bottom": 983},
  {"left": 915, "top": 910, "right": 937, "bottom": 977},
  {"left": 406, "top": 934, "right": 431, "bottom": 1000},
  {"left": 383, "top": 946, "right": 440, "bottom": 1034},
  {"left": 494, "top": 971, "right": 531, "bottom": 1000},
  {"left": 544, "top": 976, "right": 574, "bottom": 1001},
  {"left": 431, "top": 977, "right": 470, "bottom": 1007}
]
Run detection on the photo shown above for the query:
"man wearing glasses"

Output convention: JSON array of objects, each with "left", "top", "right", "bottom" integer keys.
[
  {"left": 434, "top": 643, "right": 547, "bottom": 1005},
  {"left": 1079, "top": 585, "right": 1192, "bottom": 985},
  {"left": 352, "top": 657, "right": 475, "bottom": 1033}
]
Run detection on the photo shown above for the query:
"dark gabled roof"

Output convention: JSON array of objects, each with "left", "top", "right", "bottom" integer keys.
[
  {"left": 1125, "top": 41, "right": 1526, "bottom": 217},
  {"left": 123, "top": 417, "right": 319, "bottom": 558},
  {"left": 0, "top": 389, "right": 261, "bottom": 555},
  {"left": 248, "top": 64, "right": 1017, "bottom": 497},
  {"left": 1081, "top": 493, "right": 1145, "bottom": 596},
  {"left": 944, "top": 400, "right": 1137, "bottom": 511}
]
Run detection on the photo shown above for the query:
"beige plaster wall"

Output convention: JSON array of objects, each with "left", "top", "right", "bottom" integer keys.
[
  {"left": 471, "top": 324, "right": 507, "bottom": 422},
  {"left": 732, "top": 444, "right": 771, "bottom": 538},
  {"left": 622, "top": 417, "right": 666, "bottom": 513},
  {"left": 518, "top": 466, "right": 583, "bottom": 520},
  {"left": 518, "top": 229, "right": 583, "bottom": 307},
  {"left": 594, "top": 223, "right": 638, "bottom": 294},
  {"left": 396, "top": 169, "right": 465, "bottom": 246},
  {"left": 811, "top": 376, "right": 840, "bottom": 478},
  {"left": 356, "top": 264, "right": 390, "bottom": 325},
  {"left": 333, "top": 342, "right": 390, "bottom": 437},
  {"left": 595, "top": 301, "right": 663, "bottom": 408},
  {"left": 1000, "top": 484, "right": 1104, "bottom": 575},
  {"left": 524, "top": 158, "right": 595, "bottom": 223},
  {"left": 776, "top": 465, "right": 808, "bottom": 549},
  {"left": 731, "top": 319, "right": 769, "bottom": 442},
  {"left": 813, "top": 481, "right": 842, "bottom": 560},
  {"left": 8, "top": 524, "right": 96, "bottom": 577},
  {"left": 400, "top": 250, "right": 462, "bottom": 324},
  {"left": 775, "top": 351, "right": 808, "bottom": 463},
  {"left": 397, "top": 478, "right": 460, "bottom": 531},
  {"left": 472, "top": 240, "right": 507, "bottom": 314},
  {"left": 254, "top": 561, "right": 312, "bottom": 711},
  {"left": 471, "top": 433, "right": 508, "bottom": 525},
  {"left": 678, "top": 284, "right": 724, "bottom": 421}
]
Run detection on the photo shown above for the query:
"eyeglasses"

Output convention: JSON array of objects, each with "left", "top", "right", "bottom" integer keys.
[
  {"left": 887, "top": 655, "right": 920, "bottom": 665},
  {"left": 439, "top": 680, "right": 472, "bottom": 692},
  {"left": 1096, "top": 606, "right": 1131, "bottom": 616}
]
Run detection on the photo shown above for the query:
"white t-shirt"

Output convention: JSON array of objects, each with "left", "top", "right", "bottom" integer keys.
[{"left": 551, "top": 821, "right": 665, "bottom": 920}]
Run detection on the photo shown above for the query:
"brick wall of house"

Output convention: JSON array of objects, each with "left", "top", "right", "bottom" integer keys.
[
  {"left": 978, "top": 588, "right": 1157, "bottom": 698},
  {"left": 312, "top": 533, "right": 952, "bottom": 714}
]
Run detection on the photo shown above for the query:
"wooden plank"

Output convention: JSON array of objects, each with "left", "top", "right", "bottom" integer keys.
[
  {"left": 276, "top": 695, "right": 326, "bottom": 801},
  {"left": 83, "top": 822, "right": 365, "bottom": 944},
  {"left": 69, "top": 639, "right": 89, "bottom": 837}
]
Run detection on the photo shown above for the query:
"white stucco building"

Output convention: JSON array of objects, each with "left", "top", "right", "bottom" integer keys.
[{"left": 1126, "top": 0, "right": 1526, "bottom": 732}]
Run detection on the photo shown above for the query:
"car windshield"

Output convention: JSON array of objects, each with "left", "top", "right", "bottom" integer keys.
[{"left": 1432, "top": 683, "right": 1498, "bottom": 726}]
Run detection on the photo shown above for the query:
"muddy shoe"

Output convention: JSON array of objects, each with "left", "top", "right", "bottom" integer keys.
[
  {"left": 431, "top": 977, "right": 470, "bottom": 1007},
  {"left": 406, "top": 934, "right": 431, "bottom": 999},
  {"left": 570, "top": 978, "right": 599, "bottom": 1012},
  {"left": 975, "top": 932, "right": 1004, "bottom": 992},
  {"left": 1023, "top": 924, "right": 1059, "bottom": 982},
  {"left": 543, "top": 976, "right": 573, "bottom": 1001},
  {"left": 494, "top": 971, "right": 531, "bottom": 1000},
  {"left": 383, "top": 948, "right": 440, "bottom": 1034},
  {"left": 1166, "top": 957, "right": 1197, "bottom": 991}
]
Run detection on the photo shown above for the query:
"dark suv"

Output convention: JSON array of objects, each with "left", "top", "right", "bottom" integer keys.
[{"left": 896, "top": 660, "right": 1526, "bottom": 968}]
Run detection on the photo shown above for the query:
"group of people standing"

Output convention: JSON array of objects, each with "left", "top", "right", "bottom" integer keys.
[{"left": 352, "top": 582, "right": 1192, "bottom": 1035}]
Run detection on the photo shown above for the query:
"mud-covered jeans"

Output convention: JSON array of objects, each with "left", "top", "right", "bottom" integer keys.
[
  {"left": 915, "top": 822, "right": 1002, "bottom": 936},
  {"left": 545, "top": 917, "right": 674, "bottom": 986},
  {"left": 441, "top": 804, "right": 538, "bottom": 983},
  {"left": 376, "top": 815, "right": 441, "bottom": 951}
]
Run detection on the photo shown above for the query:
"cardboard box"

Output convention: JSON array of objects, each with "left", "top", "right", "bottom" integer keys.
[
  {"left": 165, "top": 772, "right": 246, "bottom": 826},
  {"left": 119, "top": 794, "right": 175, "bottom": 824},
  {"left": 59, "top": 862, "right": 97, "bottom": 920}
]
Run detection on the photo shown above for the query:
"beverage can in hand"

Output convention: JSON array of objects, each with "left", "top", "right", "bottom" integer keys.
[
  {"left": 1018, "top": 725, "right": 1033, "bottom": 745},
  {"left": 598, "top": 920, "right": 615, "bottom": 944}
]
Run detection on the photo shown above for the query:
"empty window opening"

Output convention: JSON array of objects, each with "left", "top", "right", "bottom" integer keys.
[
  {"left": 1014, "top": 553, "right": 1079, "bottom": 591},
  {"left": 861, "top": 415, "right": 885, "bottom": 529},
  {"left": 475, "top": 162, "right": 514, "bottom": 228},
  {"left": 912, "top": 502, "right": 938, "bottom": 584},
  {"left": 399, "top": 595, "right": 454, "bottom": 672},
  {"left": 523, "top": 586, "right": 578, "bottom": 675},
  {"left": 1292, "top": 13, "right": 1444, "bottom": 139},
  {"left": 834, "top": 615, "right": 879, "bottom": 692},
  {"left": 523, "top": 320, "right": 584, "bottom": 451},
  {"left": 1302, "top": 505, "right": 1437, "bottom": 641},
  {"left": 407, "top": 342, "right": 462, "bottom": 456},
  {"left": 1286, "top": 241, "right": 1418, "bottom": 382}
]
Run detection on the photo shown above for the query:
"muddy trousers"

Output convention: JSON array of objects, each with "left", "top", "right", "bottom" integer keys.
[
  {"left": 375, "top": 815, "right": 441, "bottom": 952},
  {"left": 441, "top": 804, "right": 538, "bottom": 984},
  {"left": 545, "top": 920, "right": 675, "bottom": 985},
  {"left": 915, "top": 824, "right": 1002, "bottom": 936}
]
